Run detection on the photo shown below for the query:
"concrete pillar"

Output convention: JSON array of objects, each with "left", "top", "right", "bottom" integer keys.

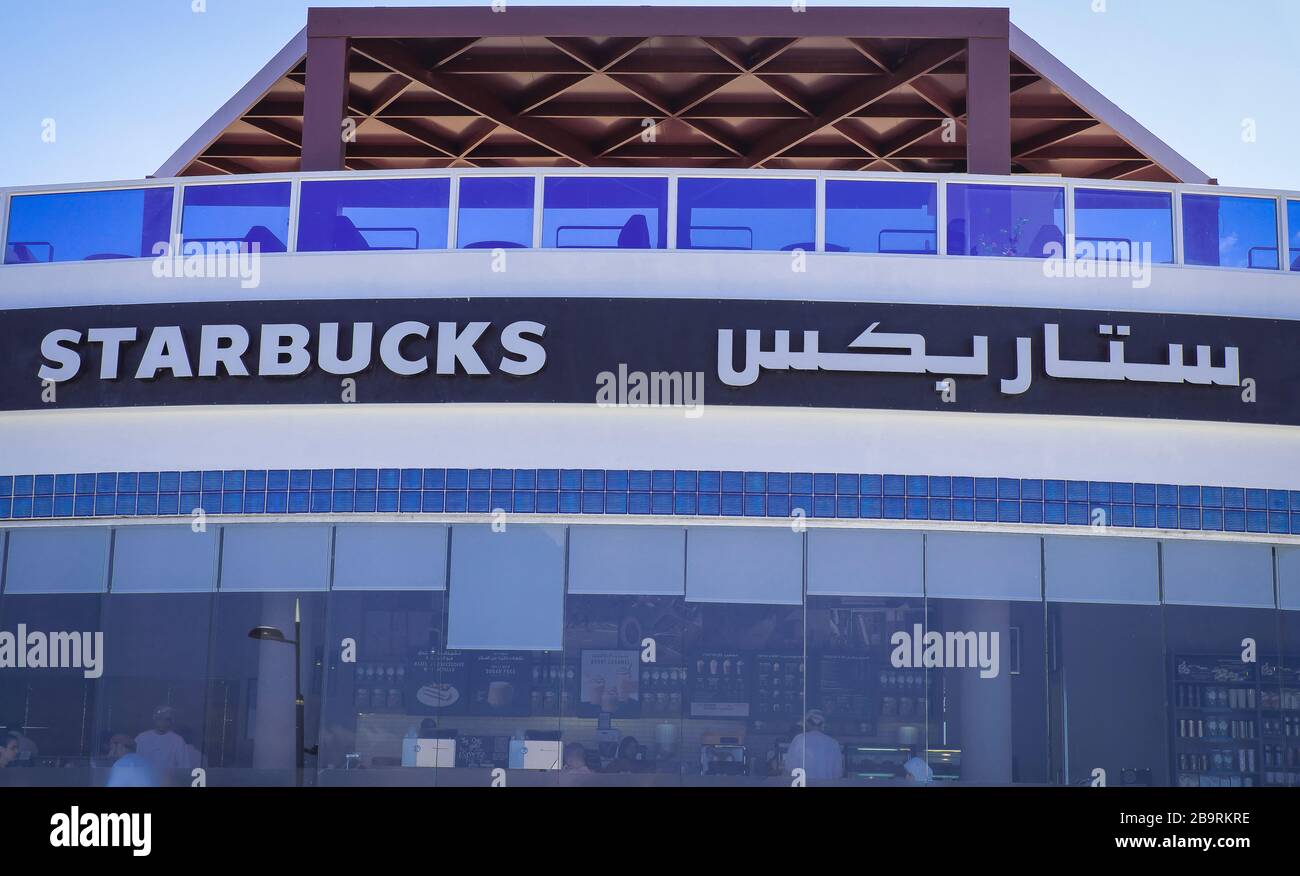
[{"left": 252, "top": 594, "right": 297, "bottom": 770}]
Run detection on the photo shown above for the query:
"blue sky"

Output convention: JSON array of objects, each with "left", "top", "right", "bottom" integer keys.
[{"left": 1, "top": 0, "right": 1296, "bottom": 189}]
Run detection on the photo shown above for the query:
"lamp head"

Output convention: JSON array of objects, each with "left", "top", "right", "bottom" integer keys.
[{"left": 248, "top": 625, "right": 289, "bottom": 643}]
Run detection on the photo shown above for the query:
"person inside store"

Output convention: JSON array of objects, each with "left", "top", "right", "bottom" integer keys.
[
  {"left": 2, "top": 721, "right": 37, "bottom": 765},
  {"left": 134, "top": 706, "right": 189, "bottom": 771},
  {"left": 563, "top": 742, "right": 594, "bottom": 774},
  {"left": 106, "top": 736, "right": 159, "bottom": 788},
  {"left": 902, "top": 745, "right": 934, "bottom": 784},
  {"left": 606, "top": 736, "right": 643, "bottom": 773},
  {"left": 783, "top": 709, "right": 843, "bottom": 782},
  {"left": 0, "top": 732, "right": 21, "bottom": 768}
]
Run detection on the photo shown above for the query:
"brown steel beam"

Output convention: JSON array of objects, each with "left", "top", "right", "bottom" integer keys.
[
  {"left": 354, "top": 39, "right": 597, "bottom": 165},
  {"left": 309, "top": 6, "right": 1011, "bottom": 40},
  {"left": 745, "top": 40, "right": 964, "bottom": 166}
]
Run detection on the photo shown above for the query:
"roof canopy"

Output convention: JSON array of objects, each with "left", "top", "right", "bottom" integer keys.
[{"left": 158, "top": 5, "right": 1209, "bottom": 183}]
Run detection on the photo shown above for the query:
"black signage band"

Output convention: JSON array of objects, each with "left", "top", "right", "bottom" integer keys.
[{"left": 3, "top": 297, "right": 1294, "bottom": 426}]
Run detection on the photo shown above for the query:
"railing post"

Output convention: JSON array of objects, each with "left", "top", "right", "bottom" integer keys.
[{"left": 301, "top": 36, "right": 351, "bottom": 172}]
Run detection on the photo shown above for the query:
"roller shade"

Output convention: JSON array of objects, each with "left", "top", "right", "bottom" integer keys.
[
  {"left": 1161, "top": 540, "right": 1274, "bottom": 608},
  {"left": 925, "top": 531, "right": 1041, "bottom": 601},
  {"left": 4, "top": 527, "right": 110, "bottom": 594},
  {"left": 219, "top": 525, "right": 331, "bottom": 592},
  {"left": 807, "top": 529, "right": 922, "bottom": 597},
  {"left": 112, "top": 526, "right": 219, "bottom": 593},
  {"left": 568, "top": 525, "right": 684, "bottom": 595},
  {"left": 333, "top": 524, "right": 448, "bottom": 591},
  {"left": 447, "top": 524, "right": 565, "bottom": 650},
  {"left": 1044, "top": 536, "right": 1158, "bottom": 605},
  {"left": 686, "top": 527, "right": 802, "bottom": 604}
]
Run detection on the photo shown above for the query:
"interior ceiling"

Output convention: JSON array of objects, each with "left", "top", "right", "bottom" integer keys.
[{"left": 183, "top": 34, "right": 1177, "bottom": 181}]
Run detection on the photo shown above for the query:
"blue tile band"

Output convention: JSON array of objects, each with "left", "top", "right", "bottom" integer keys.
[{"left": 0, "top": 469, "right": 1296, "bottom": 535}]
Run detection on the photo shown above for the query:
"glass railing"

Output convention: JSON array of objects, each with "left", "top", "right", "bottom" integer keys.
[{"left": 2, "top": 169, "right": 1298, "bottom": 273}]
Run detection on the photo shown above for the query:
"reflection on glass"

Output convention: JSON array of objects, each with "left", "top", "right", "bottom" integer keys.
[
  {"left": 1166, "top": 606, "right": 1281, "bottom": 787},
  {"left": 298, "top": 178, "right": 450, "bottom": 252},
  {"left": 4, "top": 188, "right": 173, "bottom": 264},
  {"left": 181, "top": 182, "right": 290, "bottom": 254},
  {"left": 542, "top": 177, "right": 668, "bottom": 249},
  {"left": 925, "top": 598, "right": 1048, "bottom": 784},
  {"left": 676, "top": 178, "right": 815, "bottom": 252},
  {"left": 946, "top": 183, "right": 1065, "bottom": 258},
  {"left": 1182, "top": 193, "right": 1278, "bottom": 269},
  {"left": 1050, "top": 602, "right": 1167, "bottom": 786},
  {"left": 825, "top": 180, "right": 937, "bottom": 254},
  {"left": 1073, "top": 188, "right": 1174, "bottom": 264},
  {"left": 559, "top": 594, "right": 687, "bottom": 785},
  {"left": 318, "top": 590, "right": 445, "bottom": 785},
  {"left": 95, "top": 594, "right": 212, "bottom": 786},
  {"left": 205, "top": 592, "right": 325, "bottom": 785},
  {"left": 679, "top": 603, "right": 805, "bottom": 785},
  {"left": 807, "top": 596, "right": 928, "bottom": 785},
  {"left": 0, "top": 594, "right": 103, "bottom": 783},
  {"left": 456, "top": 177, "right": 535, "bottom": 249}
]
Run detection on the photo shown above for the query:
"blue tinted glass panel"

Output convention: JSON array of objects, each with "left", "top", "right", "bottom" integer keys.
[
  {"left": 1288, "top": 199, "right": 1300, "bottom": 271},
  {"left": 541, "top": 177, "right": 667, "bottom": 249},
  {"left": 677, "top": 178, "right": 815, "bottom": 252},
  {"left": 181, "top": 182, "right": 290, "bottom": 254},
  {"left": 1073, "top": 188, "right": 1174, "bottom": 264},
  {"left": 1182, "top": 193, "right": 1278, "bottom": 269},
  {"left": 456, "top": 177, "right": 534, "bottom": 249},
  {"left": 297, "top": 178, "right": 449, "bottom": 252},
  {"left": 4, "top": 188, "right": 173, "bottom": 264},
  {"left": 825, "top": 180, "right": 937, "bottom": 254},
  {"left": 946, "top": 183, "right": 1065, "bottom": 258}
]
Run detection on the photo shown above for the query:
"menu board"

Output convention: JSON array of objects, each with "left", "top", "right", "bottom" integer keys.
[
  {"left": 468, "top": 652, "right": 534, "bottom": 716},
  {"left": 403, "top": 648, "right": 470, "bottom": 716},
  {"left": 814, "top": 654, "right": 874, "bottom": 723},
  {"left": 456, "top": 735, "right": 511, "bottom": 769},
  {"left": 579, "top": 649, "right": 641, "bottom": 717},
  {"left": 753, "top": 652, "right": 804, "bottom": 723},
  {"left": 689, "top": 651, "right": 749, "bottom": 717}
]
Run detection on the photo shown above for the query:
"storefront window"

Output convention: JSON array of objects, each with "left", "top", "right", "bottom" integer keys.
[
  {"left": 1163, "top": 540, "right": 1280, "bottom": 787},
  {"left": 180, "top": 182, "right": 290, "bottom": 255},
  {"left": 297, "top": 177, "right": 450, "bottom": 252},
  {"left": 455, "top": 177, "right": 535, "bottom": 249},
  {"left": 806, "top": 530, "right": 928, "bottom": 785},
  {"left": 1073, "top": 188, "right": 1174, "bottom": 264},
  {"left": 541, "top": 177, "right": 668, "bottom": 249},
  {"left": 560, "top": 526, "right": 687, "bottom": 785},
  {"left": 4, "top": 187, "right": 173, "bottom": 264},
  {"left": 1277, "top": 547, "right": 1300, "bottom": 786},
  {"left": 825, "top": 179, "right": 937, "bottom": 254},
  {"left": 946, "top": 183, "right": 1064, "bottom": 258},
  {"left": 204, "top": 591, "right": 326, "bottom": 785},
  {"left": 676, "top": 178, "right": 815, "bottom": 252},
  {"left": 924, "top": 532, "right": 1048, "bottom": 784},
  {"left": 438, "top": 525, "right": 566, "bottom": 786},
  {"left": 681, "top": 527, "right": 804, "bottom": 785},
  {"left": 0, "top": 592, "right": 103, "bottom": 785},
  {"left": 1045, "top": 536, "right": 1166, "bottom": 786},
  {"left": 1182, "top": 193, "right": 1279, "bottom": 269}
]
